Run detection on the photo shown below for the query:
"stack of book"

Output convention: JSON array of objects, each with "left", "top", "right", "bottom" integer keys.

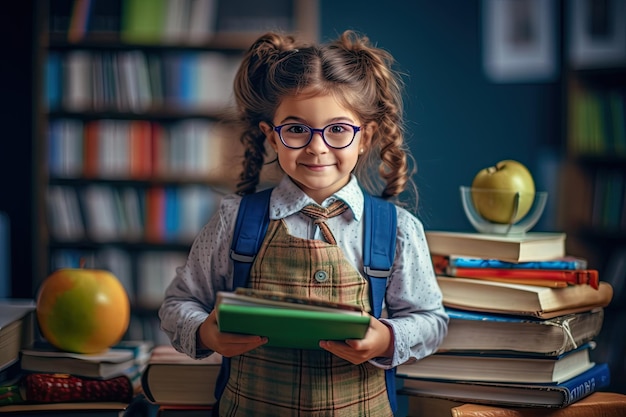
[
  {"left": 0, "top": 336, "right": 152, "bottom": 416},
  {"left": 396, "top": 231, "right": 614, "bottom": 414}
]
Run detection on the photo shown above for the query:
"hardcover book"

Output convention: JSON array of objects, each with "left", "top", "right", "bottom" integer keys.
[
  {"left": 141, "top": 345, "right": 221, "bottom": 406},
  {"left": 436, "top": 277, "right": 613, "bottom": 318},
  {"left": 20, "top": 343, "right": 138, "bottom": 379},
  {"left": 397, "top": 343, "right": 595, "bottom": 384},
  {"left": 439, "top": 308, "right": 604, "bottom": 356},
  {"left": 0, "top": 300, "right": 36, "bottom": 377},
  {"left": 425, "top": 231, "right": 566, "bottom": 263},
  {"left": 397, "top": 362, "right": 610, "bottom": 408},
  {"left": 445, "top": 266, "right": 599, "bottom": 289},
  {"left": 216, "top": 288, "right": 370, "bottom": 349},
  {"left": 21, "top": 372, "right": 135, "bottom": 403},
  {"left": 438, "top": 255, "right": 588, "bottom": 270}
]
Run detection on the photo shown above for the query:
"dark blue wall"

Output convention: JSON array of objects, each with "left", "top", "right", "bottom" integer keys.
[{"left": 320, "top": 0, "right": 563, "bottom": 232}]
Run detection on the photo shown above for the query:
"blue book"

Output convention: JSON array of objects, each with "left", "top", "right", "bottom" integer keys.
[
  {"left": 164, "top": 187, "right": 179, "bottom": 241},
  {"left": 45, "top": 52, "right": 62, "bottom": 110},
  {"left": 440, "top": 307, "right": 604, "bottom": 356},
  {"left": 398, "top": 362, "right": 610, "bottom": 408},
  {"left": 178, "top": 52, "right": 197, "bottom": 108},
  {"left": 448, "top": 255, "right": 587, "bottom": 270}
]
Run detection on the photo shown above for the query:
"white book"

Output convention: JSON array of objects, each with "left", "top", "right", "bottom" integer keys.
[
  {"left": 61, "top": 119, "right": 84, "bottom": 178},
  {"left": 82, "top": 185, "right": 119, "bottom": 241},
  {"left": 64, "top": 50, "right": 92, "bottom": 111},
  {"left": 163, "top": 0, "right": 190, "bottom": 43},
  {"left": 188, "top": 0, "right": 217, "bottom": 43},
  {"left": 118, "top": 51, "right": 140, "bottom": 111}
]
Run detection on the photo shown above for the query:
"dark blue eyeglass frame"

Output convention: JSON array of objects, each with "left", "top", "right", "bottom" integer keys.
[{"left": 271, "top": 123, "right": 361, "bottom": 150}]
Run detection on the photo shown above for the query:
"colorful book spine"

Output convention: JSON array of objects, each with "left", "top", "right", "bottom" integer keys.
[
  {"left": 446, "top": 266, "right": 599, "bottom": 289},
  {"left": 447, "top": 255, "right": 588, "bottom": 270},
  {"left": 68, "top": 0, "right": 93, "bottom": 43},
  {"left": 558, "top": 362, "right": 611, "bottom": 406}
]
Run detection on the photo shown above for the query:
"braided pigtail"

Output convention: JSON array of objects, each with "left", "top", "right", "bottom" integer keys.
[
  {"left": 233, "top": 33, "right": 299, "bottom": 195},
  {"left": 236, "top": 125, "right": 266, "bottom": 195},
  {"left": 323, "top": 31, "right": 417, "bottom": 206}
]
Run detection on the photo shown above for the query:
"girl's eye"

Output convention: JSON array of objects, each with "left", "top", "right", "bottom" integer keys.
[
  {"left": 287, "top": 124, "right": 309, "bottom": 134},
  {"left": 328, "top": 124, "right": 347, "bottom": 133}
]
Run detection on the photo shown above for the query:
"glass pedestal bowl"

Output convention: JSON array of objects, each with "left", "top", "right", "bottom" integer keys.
[{"left": 460, "top": 186, "right": 548, "bottom": 235}]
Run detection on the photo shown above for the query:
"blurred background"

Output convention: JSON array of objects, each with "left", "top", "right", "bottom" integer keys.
[
  {"left": 0, "top": 0, "right": 624, "bottom": 392},
  {"left": 325, "top": 0, "right": 562, "bottom": 232}
]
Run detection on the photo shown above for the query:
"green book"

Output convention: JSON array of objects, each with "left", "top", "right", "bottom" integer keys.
[
  {"left": 120, "top": 0, "right": 166, "bottom": 44},
  {"left": 216, "top": 289, "right": 370, "bottom": 350}
]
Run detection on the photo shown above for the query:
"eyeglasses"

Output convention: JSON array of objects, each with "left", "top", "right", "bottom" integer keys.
[{"left": 272, "top": 123, "right": 361, "bottom": 149}]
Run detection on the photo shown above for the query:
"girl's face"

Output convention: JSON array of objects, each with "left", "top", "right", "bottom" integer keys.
[{"left": 260, "top": 92, "right": 372, "bottom": 204}]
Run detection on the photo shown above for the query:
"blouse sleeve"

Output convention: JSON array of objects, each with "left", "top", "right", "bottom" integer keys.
[{"left": 372, "top": 206, "right": 449, "bottom": 368}]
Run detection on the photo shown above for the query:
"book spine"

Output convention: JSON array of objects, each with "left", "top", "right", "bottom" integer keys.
[
  {"left": 561, "top": 363, "right": 611, "bottom": 406},
  {"left": 446, "top": 267, "right": 599, "bottom": 289},
  {"left": 22, "top": 373, "right": 133, "bottom": 403},
  {"left": 449, "top": 256, "right": 587, "bottom": 270},
  {"left": 68, "top": 0, "right": 93, "bottom": 43}
]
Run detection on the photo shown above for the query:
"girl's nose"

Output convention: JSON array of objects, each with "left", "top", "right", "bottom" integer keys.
[{"left": 305, "top": 131, "right": 329, "bottom": 154}]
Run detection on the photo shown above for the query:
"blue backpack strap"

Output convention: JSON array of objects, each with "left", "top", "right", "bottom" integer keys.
[
  {"left": 229, "top": 188, "right": 273, "bottom": 288},
  {"left": 362, "top": 193, "right": 397, "bottom": 318},
  {"left": 215, "top": 188, "right": 273, "bottom": 401},
  {"left": 362, "top": 192, "right": 398, "bottom": 413}
]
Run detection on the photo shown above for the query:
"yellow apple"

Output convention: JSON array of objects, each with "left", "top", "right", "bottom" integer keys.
[
  {"left": 36, "top": 268, "right": 130, "bottom": 353},
  {"left": 471, "top": 160, "right": 536, "bottom": 224}
]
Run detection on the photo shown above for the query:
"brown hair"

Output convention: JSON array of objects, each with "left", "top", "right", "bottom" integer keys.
[{"left": 233, "top": 30, "right": 417, "bottom": 206}]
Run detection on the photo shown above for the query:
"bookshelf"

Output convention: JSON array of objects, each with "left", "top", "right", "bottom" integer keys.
[
  {"left": 35, "top": 0, "right": 318, "bottom": 343},
  {"left": 559, "top": 0, "right": 626, "bottom": 394}
]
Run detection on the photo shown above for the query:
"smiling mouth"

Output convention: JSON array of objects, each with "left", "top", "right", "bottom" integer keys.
[{"left": 302, "top": 163, "right": 332, "bottom": 170}]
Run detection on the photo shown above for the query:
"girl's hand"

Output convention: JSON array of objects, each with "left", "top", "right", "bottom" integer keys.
[
  {"left": 319, "top": 316, "right": 394, "bottom": 364},
  {"left": 197, "top": 309, "right": 268, "bottom": 357}
]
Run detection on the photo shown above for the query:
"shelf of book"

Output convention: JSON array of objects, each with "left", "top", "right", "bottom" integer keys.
[
  {"left": 559, "top": 2, "right": 626, "bottom": 394},
  {"left": 32, "top": 0, "right": 318, "bottom": 345}
]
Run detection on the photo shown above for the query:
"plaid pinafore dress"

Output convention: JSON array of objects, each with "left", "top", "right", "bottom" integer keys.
[{"left": 218, "top": 218, "right": 392, "bottom": 417}]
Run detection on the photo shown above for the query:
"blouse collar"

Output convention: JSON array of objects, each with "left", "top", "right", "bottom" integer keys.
[{"left": 269, "top": 175, "right": 365, "bottom": 222}]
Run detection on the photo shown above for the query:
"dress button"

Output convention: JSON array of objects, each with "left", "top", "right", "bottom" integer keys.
[{"left": 314, "top": 270, "right": 328, "bottom": 282}]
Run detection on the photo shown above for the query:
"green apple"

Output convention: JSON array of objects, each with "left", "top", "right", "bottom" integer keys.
[
  {"left": 471, "top": 160, "right": 536, "bottom": 224},
  {"left": 36, "top": 268, "right": 130, "bottom": 353}
]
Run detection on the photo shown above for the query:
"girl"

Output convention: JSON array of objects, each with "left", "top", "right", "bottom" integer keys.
[{"left": 159, "top": 30, "right": 448, "bottom": 416}]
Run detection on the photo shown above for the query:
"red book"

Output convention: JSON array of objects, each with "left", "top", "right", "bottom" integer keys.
[
  {"left": 83, "top": 121, "right": 100, "bottom": 178},
  {"left": 145, "top": 187, "right": 165, "bottom": 242},
  {"left": 129, "top": 121, "right": 153, "bottom": 179},
  {"left": 446, "top": 266, "right": 599, "bottom": 289},
  {"left": 21, "top": 373, "right": 134, "bottom": 403},
  {"left": 151, "top": 122, "right": 165, "bottom": 178}
]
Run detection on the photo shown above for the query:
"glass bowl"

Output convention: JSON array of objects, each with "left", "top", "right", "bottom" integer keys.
[{"left": 460, "top": 186, "right": 548, "bottom": 235}]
